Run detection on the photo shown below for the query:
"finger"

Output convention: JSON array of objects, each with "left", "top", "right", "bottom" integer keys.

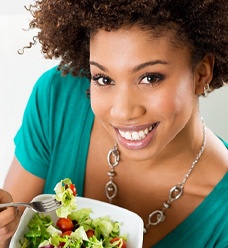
[
  {"left": 0, "top": 208, "right": 20, "bottom": 244},
  {"left": 0, "top": 207, "right": 20, "bottom": 228},
  {"left": 0, "top": 189, "right": 13, "bottom": 203},
  {"left": 0, "top": 225, "right": 17, "bottom": 243}
]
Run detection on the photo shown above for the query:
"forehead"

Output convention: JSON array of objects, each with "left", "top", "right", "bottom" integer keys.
[
  {"left": 90, "top": 25, "right": 189, "bottom": 52},
  {"left": 89, "top": 26, "right": 190, "bottom": 65}
]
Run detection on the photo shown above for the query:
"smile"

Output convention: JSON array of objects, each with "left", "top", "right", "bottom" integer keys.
[{"left": 118, "top": 123, "right": 157, "bottom": 141}]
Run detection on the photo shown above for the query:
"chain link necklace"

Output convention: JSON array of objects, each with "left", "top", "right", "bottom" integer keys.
[{"left": 105, "top": 118, "right": 206, "bottom": 234}]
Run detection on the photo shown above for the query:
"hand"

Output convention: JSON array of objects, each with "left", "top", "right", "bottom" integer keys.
[{"left": 0, "top": 189, "right": 21, "bottom": 248}]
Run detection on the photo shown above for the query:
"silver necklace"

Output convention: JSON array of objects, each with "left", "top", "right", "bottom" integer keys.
[{"left": 105, "top": 118, "right": 206, "bottom": 233}]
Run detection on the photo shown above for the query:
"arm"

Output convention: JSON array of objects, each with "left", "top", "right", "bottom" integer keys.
[
  {"left": 0, "top": 189, "right": 21, "bottom": 248},
  {"left": 3, "top": 156, "right": 45, "bottom": 214},
  {"left": 4, "top": 70, "right": 55, "bottom": 211},
  {"left": 1, "top": 70, "right": 56, "bottom": 248}
]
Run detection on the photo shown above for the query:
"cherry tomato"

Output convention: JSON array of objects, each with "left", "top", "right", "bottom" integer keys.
[
  {"left": 86, "top": 229, "right": 95, "bottom": 238},
  {"left": 61, "top": 230, "right": 72, "bottom": 236},
  {"left": 56, "top": 218, "right": 74, "bottom": 232},
  {"left": 69, "top": 183, "right": 77, "bottom": 196},
  {"left": 110, "top": 237, "right": 127, "bottom": 248}
]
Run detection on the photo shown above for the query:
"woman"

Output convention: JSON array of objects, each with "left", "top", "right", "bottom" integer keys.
[{"left": 4, "top": 1, "right": 228, "bottom": 247}]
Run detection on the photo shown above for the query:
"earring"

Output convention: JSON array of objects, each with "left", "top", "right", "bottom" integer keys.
[{"left": 203, "top": 84, "right": 210, "bottom": 97}]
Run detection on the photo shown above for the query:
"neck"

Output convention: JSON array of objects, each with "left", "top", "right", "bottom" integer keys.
[{"left": 105, "top": 117, "right": 206, "bottom": 233}]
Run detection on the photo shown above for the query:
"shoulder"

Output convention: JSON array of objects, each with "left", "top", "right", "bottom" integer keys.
[
  {"left": 34, "top": 66, "right": 90, "bottom": 93},
  {"left": 206, "top": 129, "right": 228, "bottom": 171},
  {"left": 217, "top": 137, "right": 228, "bottom": 168},
  {"left": 218, "top": 137, "right": 228, "bottom": 149},
  {"left": 24, "top": 66, "right": 91, "bottom": 119}
]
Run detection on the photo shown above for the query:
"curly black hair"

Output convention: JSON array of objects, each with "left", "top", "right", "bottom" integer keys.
[{"left": 24, "top": 0, "right": 227, "bottom": 91}]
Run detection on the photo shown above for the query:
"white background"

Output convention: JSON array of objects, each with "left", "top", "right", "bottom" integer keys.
[
  {"left": 0, "top": 1, "right": 227, "bottom": 187},
  {"left": 0, "top": 0, "right": 58, "bottom": 186}
]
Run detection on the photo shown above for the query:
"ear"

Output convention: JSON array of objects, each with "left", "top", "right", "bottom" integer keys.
[{"left": 194, "top": 54, "right": 215, "bottom": 96}]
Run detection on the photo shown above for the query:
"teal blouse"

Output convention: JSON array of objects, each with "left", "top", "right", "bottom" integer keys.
[
  {"left": 153, "top": 172, "right": 228, "bottom": 248},
  {"left": 14, "top": 66, "right": 94, "bottom": 195},
  {"left": 14, "top": 67, "right": 228, "bottom": 248}
]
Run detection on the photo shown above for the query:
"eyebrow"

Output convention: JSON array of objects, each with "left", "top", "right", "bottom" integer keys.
[
  {"left": 89, "top": 60, "right": 168, "bottom": 73},
  {"left": 90, "top": 61, "right": 108, "bottom": 71},
  {"left": 132, "top": 60, "right": 168, "bottom": 72}
]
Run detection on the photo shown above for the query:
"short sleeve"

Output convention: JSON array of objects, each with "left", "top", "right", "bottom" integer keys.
[
  {"left": 14, "top": 66, "right": 93, "bottom": 194},
  {"left": 14, "top": 68, "right": 55, "bottom": 178}
]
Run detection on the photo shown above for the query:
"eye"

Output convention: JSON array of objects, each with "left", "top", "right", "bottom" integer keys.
[
  {"left": 140, "top": 73, "right": 164, "bottom": 85},
  {"left": 91, "top": 74, "right": 114, "bottom": 86}
]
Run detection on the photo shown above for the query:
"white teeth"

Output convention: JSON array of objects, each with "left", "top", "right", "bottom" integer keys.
[
  {"left": 132, "top": 132, "right": 139, "bottom": 140},
  {"left": 125, "top": 132, "right": 131, "bottom": 140},
  {"left": 119, "top": 124, "right": 155, "bottom": 141},
  {"left": 139, "top": 130, "right": 145, "bottom": 138}
]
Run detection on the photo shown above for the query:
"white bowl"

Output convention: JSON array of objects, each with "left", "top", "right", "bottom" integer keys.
[{"left": 10, "top": 194, "right": 144, "bottom": 248}]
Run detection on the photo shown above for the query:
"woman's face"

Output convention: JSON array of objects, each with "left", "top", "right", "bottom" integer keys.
[{"left": 89, "top": 27, "right": 199, "bottom": 161}]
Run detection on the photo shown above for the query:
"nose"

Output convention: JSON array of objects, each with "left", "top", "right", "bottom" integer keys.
[{"left": 110, "top": 85, "right": 146, "bottom": 121}]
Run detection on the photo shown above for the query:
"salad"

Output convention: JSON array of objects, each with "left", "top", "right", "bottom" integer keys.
[{"left": 19, "top": 178, "right": 127, "bottom": 248}]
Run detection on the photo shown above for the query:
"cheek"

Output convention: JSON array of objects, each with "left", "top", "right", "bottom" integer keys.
[
  {"left": 90, "top": 86, "right": 110, "bottom": 118},
  {"left": 153, "top": 82, "right": 195, "bottom": 118}
]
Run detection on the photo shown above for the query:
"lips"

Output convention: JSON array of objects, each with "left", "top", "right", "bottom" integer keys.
[
  {"left": 118, "top": 123, "right": 157, "bottom": 141},
  {"left": 114, "top": 122, "right": 159, "bottom": 150}
]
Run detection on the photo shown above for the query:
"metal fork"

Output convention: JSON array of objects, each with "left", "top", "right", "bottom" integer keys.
[{"left": 0, "top": 197, "right": 61, "bottom": 213}]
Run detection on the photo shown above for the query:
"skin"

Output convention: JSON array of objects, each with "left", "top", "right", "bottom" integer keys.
[
  {"left": 88, "top": 27, "right": 228, "bottom": 247},
  {"left": 0, "top": 189, "right": 21, "bottom": 248},
  {"left": 90, "top": 27, "right": 208, "bottom": 165},
  {"left": 4, "top": 26, "right": 228, "bottom": 247}
]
